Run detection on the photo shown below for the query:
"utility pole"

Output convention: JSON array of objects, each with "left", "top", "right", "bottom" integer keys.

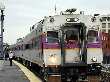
[
  {"left": 0, "top": 3, "right": 5, "bottom": 59},
  {"left": 60, "top": 27, "right": 65, "bottom": 66}
]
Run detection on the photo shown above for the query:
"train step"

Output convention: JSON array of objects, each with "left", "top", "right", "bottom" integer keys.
[
  {"left": 88, "top": 75, "right": 101, "bottom": 82},
  {"left": 78, "top": 79, "right": 88, "bottom": 82},
  {"left": 48, "top": 75, "right": 61, "bottom": 82}
]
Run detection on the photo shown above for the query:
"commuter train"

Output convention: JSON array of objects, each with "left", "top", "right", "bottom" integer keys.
[{"left": 10, "top": 9, "right": 104, "bottom": 82}]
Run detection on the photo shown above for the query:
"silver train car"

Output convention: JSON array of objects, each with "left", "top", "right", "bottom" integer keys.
[{"left": 10, "top": 9, "right": 103, "bottom": 82}]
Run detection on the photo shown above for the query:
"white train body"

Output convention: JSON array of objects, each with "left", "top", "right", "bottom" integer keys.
[
  {"left": 87, "top": 48, "right": 103, "bottom": 64},
  {"left": 12, "top": 14, "right": 93, "bottom": 66},
  {"left": 10, "top": 10, "right": 104, "bottom": 81}
]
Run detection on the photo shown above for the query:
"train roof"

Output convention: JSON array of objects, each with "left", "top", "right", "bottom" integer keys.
[{"left": 15, "top": 9, "right": 101, "bottom": 45}]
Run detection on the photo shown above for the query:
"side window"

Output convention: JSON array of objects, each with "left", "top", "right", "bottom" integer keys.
[
  {"left": 102, "top": 23, "right": 106, "bottom": 28},
  {"left": 47, "top": 31, "right": 59, "bottom": 43},
  {"left": 35, "top": 36, "right": 40, "bottom": 49},
  {"left": 87, "top": 30, "right": 98, "bottom": 43}
]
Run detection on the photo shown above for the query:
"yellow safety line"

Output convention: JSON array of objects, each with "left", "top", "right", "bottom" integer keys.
[{"left": 13, "top": 60, "right": 42, "bottom": 82}]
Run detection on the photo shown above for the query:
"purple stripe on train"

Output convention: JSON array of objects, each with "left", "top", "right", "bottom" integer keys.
[
  {"left": 41, "top": 35, "right": 102, "bottom": 49},
  {"left": 87, "top": 43, "right": 102, "bottom": 48},
  {"left": 41, "top": 35, "right": 80, "bottom": 49},
  {"left": 43, "top": 43, "right": 102, "bottom": 48},
  {"left": 43, "top": 43, "right": 60, "bottom": 48},
  {"left": 43, "top": 43, "right": 79, "bottom": 49},
  {"left": 43, "top": 41, "right": 79, "bottom": 49},
  {"left": 65, "top": 41, "right": 79, "bottom": 48}
]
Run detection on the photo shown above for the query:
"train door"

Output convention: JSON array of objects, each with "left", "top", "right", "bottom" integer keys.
[{"left": 60, "top": 23, "right": 87, "bottom": 82}]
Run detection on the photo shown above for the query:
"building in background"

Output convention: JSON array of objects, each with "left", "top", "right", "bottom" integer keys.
[
  {"left": 99, "top": 15, "right": 110, "bottom": 64},
  {"left": 100, "top": 15, "right": 110, "bottom": 34}
]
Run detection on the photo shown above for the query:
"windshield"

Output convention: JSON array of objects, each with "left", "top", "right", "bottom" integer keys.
[
  {"left": 87, "top": 30, "right": 98, "bottom": 43},
  {"left": 47, "top": 31, "right": 59, "bottom": 43},
  {"left": 65, "top": 29, "right": 79, "bottom": 41}
]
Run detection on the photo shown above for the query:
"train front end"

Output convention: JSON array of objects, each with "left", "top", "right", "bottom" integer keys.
[
  {"left": 42, "top": 10, "right": 90, "bottom": 82},
  {"left": 60, "top": 22, "right": 87, "bottom": 82},
  {"left": 87, "top": 28, "right": 103, "bottom": 75},
  {"left": 43, "top": 23, "right": 87, "bottom": 82}
]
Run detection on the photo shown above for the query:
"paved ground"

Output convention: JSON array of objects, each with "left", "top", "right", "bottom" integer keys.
[
  {"left": 13, "top": 61, "right": 42, "bottom": 82},
  {"left": 0, "top": 60, "right": 30, "bottom": 82}
]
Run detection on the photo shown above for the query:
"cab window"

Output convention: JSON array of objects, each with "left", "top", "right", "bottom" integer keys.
[
  {"left": 47, "top": 31, "right": 59, "bottom": 43},
  {"left": 87, "top": 30, "right": 98, "bottom": 43},
  {"left": 65, "top": 29, "right": 79, "bottom": 41}
]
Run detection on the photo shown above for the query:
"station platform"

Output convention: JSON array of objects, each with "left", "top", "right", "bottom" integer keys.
[{"left": 0, "top": 60, "right": 42, "bottom": 82}]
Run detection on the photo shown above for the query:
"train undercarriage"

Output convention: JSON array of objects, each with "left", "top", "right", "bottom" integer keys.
[
  {"left": 87, "top": 63, "right": 102, "bottom": 75},
  {"left": 16, "top": 57, "right": 88, "bottom": 82},
  {"left": 42, "top": 64, "right": 88, "bottom": 82},
  {"left": 61, "top": 63, "right": 87, "bottom": 82},
  {"left": 15, "top": 57, "right": 110, "bottom": 82}
]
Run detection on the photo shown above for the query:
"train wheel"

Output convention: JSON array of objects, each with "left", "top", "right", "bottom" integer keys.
[
  {"left": 23, "top": 59, "right": 26, "bottom": 66},
  {"left": 44, "top": 72, "right": 48, "bottom": 82}
]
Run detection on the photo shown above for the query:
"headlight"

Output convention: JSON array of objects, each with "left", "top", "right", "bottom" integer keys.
[
  {"left": 66, "top": 18, "right": 71, "bottom": 22},
  {"left": 66, "top": 18, "right": 79, "bottom": 22},
  {"left": 91, "top": 57, "right": 97, "bottom": 62},
  {"left": 96, "top": 65, "right": 101, "bottom": 68},
  {"left": 49, "top": 54, "right": 57, "bottom": 63}
]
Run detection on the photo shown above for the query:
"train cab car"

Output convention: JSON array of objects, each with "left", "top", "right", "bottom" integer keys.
[
  {"left": 87, "top": 28, "right": 103, "bottom": 75},
  {"left": 10, "top": 9, "right": 96, "bottom": 82},
  {"left": 60, "top": 23, "right": 87, "bottom": 82}
]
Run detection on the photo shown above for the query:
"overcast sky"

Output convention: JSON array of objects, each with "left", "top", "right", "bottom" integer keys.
[{"left": 1, "top": 0, "right": 110, "bottom": 44}]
